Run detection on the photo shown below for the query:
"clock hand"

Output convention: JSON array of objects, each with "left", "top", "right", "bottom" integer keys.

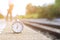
[{"left": 16, "top": 23, "right": 18, "bottom": 29}]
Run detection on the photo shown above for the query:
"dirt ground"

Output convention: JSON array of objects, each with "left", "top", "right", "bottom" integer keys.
[{"left": 0, "top": 20, "right": 52, "bottom": 40}]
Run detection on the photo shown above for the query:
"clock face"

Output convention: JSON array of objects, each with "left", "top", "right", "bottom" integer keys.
[{"left": 12, "top": 22, "right": 23, "bottom": 33}]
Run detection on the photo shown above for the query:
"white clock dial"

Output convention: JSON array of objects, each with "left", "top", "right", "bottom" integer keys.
[{"left": 12, "top": 21, "right": 23, "bottom": 33}]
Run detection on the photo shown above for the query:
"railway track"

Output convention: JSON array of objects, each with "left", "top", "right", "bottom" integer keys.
[{"left": 21, "top": 20, "right": 60, "bottom": 39}]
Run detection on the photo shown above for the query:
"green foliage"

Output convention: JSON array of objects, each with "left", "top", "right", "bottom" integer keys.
[
  {"left": 16, "top": 15, "right": 24, "bottom": 19},
  {"left": 25, "top": 0, "right": 60, "bottom": 19},
  {"left": 0, "top": 13, "right": 4, "bottom": 19},
  {"left": 24, "top": 13, "right": 39, "bottom": 19},
  {"left": 19, "top": 0, "right": 60, "bottom": 19},
  {"left": 55, "top": 0, "right": 60, "bottom": 7}
]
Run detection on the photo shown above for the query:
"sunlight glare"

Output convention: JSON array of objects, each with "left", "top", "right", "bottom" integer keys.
[{"left": 0, "top": 0, "right": 55, "bottom": 17}]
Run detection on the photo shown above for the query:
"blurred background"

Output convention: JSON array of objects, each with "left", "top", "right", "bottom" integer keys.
[
  {"left": 0, "top": 0, "right": 60, "bottom": 20},
  {"left": 0, "top": 0, "right": 60, "bottom": 40}
]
